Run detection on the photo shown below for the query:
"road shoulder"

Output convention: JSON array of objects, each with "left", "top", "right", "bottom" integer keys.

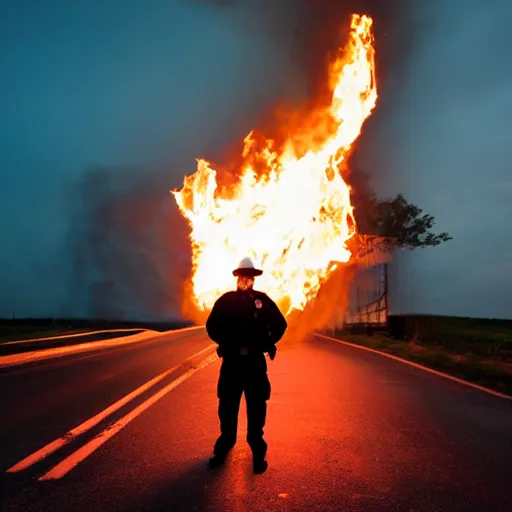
[{"left": 316, "top": 332, "right": 512, "bottom": 400}]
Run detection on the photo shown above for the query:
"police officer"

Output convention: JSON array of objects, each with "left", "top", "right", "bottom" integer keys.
[{"left": 206, "top": 257, "right": 287, "bottom": 473}]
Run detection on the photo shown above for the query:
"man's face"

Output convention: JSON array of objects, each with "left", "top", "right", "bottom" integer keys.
[{"left": 237, "top": 275, "right": 255, "bottom": 291}]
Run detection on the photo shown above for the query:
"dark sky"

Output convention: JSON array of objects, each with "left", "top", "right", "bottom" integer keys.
[
  {"left": 364, "top": 0, "right": 512, "bottom": 320},
  {"left": 1, "top": 0, "right": 511, "bottom": 319}
]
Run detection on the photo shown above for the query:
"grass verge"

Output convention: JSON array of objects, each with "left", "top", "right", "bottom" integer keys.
[
  {"left": 0, "top": 327, "right": 94, "bottom": 343},
  {"left": 0, "top": 319, "right": 193, "bottom": 344},
  {"left": 324, "top": 331, "right": 512, "bottom": 397},
  {"left": 0, "top": 329, "right": 148, "bottom": 356}
]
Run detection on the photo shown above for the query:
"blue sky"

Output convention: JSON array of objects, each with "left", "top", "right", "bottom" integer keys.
[
  {"left": 1, "top": 0, "right": 511, "bottom": 319},
  {"left": 366, "top": 0, "right": 512, "bottom": 318}
]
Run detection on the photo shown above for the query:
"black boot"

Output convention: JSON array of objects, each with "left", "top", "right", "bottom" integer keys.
[
  {"left": 253, "top": 457, "right": 268, "bottom": 474},
  {"left": 208, "top": 454, "right": 226, "bottom": 469}
]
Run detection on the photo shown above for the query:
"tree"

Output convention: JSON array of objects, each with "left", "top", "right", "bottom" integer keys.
[
  {"left": 348, "top": 169, "right": 452, "bottom": 250},
  {"left": 364, "top": 194, "right": 452, "bottom": 249}
]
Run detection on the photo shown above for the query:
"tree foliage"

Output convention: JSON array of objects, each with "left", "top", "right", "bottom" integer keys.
[
  {"left": 364, "top": 194, "right": 452, "bottom": 249},
  {"left": 348, "top": 169, "right": 452, "bottom": 250}
]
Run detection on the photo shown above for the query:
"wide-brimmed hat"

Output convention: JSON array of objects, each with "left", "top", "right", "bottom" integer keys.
[{"left": 232, "top": 257, "right": 263, "bottom": 277}]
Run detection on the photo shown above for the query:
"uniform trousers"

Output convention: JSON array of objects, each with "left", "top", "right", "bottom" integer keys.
[{"left": 213, "top": 353, "right": 271, "bottom": 460}]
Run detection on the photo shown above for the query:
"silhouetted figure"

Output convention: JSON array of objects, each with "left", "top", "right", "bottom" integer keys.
[{"left": 206, "top": 257, "right": 287, "bottom": 473}]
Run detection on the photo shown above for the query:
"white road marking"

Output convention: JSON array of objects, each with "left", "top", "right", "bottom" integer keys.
[
  {"left": 315, "top": 333, "right": 512, "bottom": 400},
  {"left": 39, "top": 352, "right": 219, "bottom": 480},
  {"left": 6, "top": 342, "right": 215, "bottom": 473},
  {"left": 0, "top": 326, "right": 205, "bottom": 369}
]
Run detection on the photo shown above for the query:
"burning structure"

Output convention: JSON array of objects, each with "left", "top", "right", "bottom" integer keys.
[{"left": 172, "top": 14, "right": 383, "bottom": 326}]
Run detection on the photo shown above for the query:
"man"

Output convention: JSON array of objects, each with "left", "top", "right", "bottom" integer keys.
[{"left": 206, "top": 257, "right": 287, "bottom": 474}]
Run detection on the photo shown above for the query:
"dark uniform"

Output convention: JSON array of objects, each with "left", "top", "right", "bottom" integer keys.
[{"left": 206, "top": 287, "right": 287, "bottom": 467}]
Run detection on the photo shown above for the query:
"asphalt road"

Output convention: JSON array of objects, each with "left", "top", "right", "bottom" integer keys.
[{"left": 1, "top": 330, "right": 511, "bottom": 512}]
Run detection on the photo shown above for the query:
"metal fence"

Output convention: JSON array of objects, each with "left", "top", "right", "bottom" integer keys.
[
  {"left": 340, "top": 235, "right": 394, "bottom": 329},
  {"left": 344, "top": 263, "right": 388, "bottom": 328}
]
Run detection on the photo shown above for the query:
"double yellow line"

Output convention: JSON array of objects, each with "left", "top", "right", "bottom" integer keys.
[{"left": 7, "top": 343, "right": 218, "bottom": 480}]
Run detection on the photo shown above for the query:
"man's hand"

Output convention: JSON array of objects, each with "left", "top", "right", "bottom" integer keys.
[{"left": 267, "top": 345, "right": 277, "bottom": 361}]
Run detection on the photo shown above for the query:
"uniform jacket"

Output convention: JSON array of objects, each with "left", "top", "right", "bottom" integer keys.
[{"left": 206, "top": 289, "right": 287, "bottom": 358}]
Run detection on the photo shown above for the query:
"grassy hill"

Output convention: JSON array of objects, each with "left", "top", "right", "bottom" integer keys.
[{"left": 0, "top": 318, "right": 193, "bottom": 343}]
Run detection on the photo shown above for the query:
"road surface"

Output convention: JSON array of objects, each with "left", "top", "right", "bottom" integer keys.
[{"left": 1, "top": 328, "right": 511, "bottom": 511}]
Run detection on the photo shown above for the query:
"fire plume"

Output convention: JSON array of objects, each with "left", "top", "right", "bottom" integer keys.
[{"left": 172, "top": 14, "right": 377, "bottom": 316}]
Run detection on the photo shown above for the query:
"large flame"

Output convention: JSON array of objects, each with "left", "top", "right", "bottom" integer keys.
[{"left": 172, "top": 14, "right": 377, "bottom": 316}]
